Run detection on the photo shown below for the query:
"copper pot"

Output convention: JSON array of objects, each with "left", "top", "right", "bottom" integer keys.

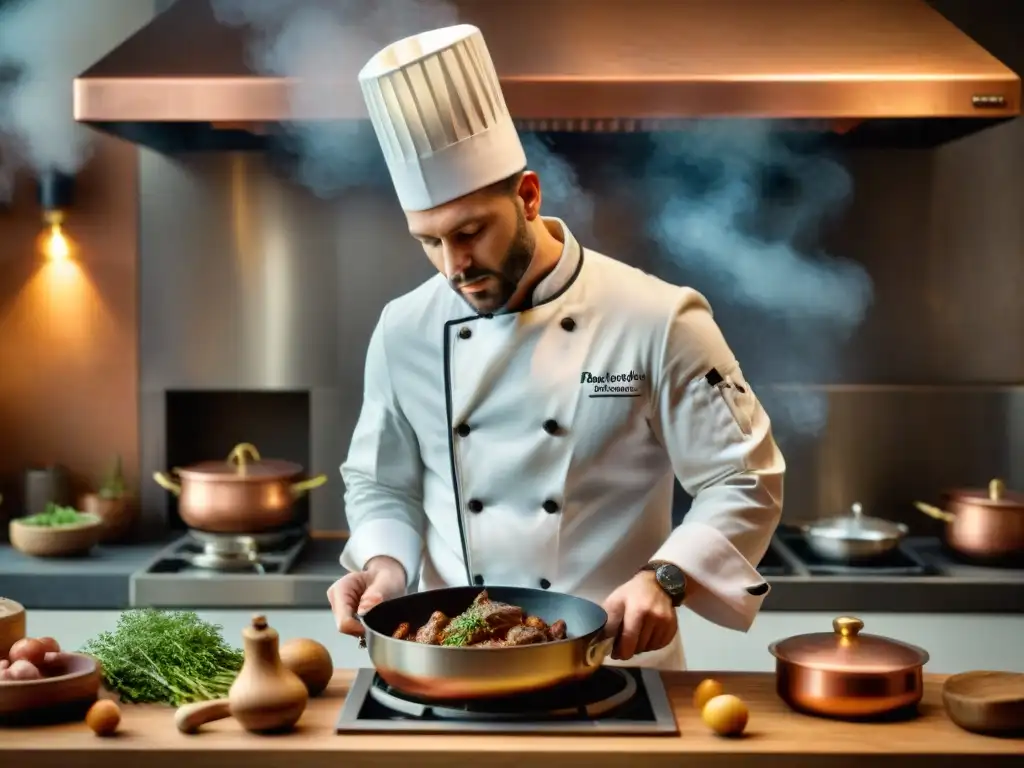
[
  {"left": 768, "top": 616, "right": 929, "bottom": 719},
  {"left": 914, "top": 478, "right": 1024, "bottom": 561},
  {"left": 153, "top": 442, "right": 328, "bottom": 533}
]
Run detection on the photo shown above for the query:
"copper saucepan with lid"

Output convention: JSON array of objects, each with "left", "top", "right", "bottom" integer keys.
[
  {"left": 153, "top": 442, "right": 327, "bottom": 533},
  {"left": 768, "top": 616, "right": 929, "bottom": 719},
  {"left": 915, "top": 478, "right": 1024, "bottom": 562}
]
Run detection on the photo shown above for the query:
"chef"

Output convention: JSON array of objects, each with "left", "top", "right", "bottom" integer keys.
[{"left": 327, "top": 24, "right": 785, "bottom": 670}]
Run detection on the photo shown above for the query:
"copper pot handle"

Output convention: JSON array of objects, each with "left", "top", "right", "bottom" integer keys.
[
  {"left": 153, "top": 471, "right": 182, "bottom": 496},
  {"left": 291, "top": 474, "right": 328, "bottom": 496},
  {"left": 227, "top": 443, "right": 261, "bottom": 473},
  {"left": 914, "top": 501, "right": 954, "bottom": 523}
]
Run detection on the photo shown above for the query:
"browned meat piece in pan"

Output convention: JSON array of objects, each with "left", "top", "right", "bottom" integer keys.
[
  {"left": 503, "top": 624, "right": 548, "bottom": 646},
  {"left": 392, "top": 590, "right": 570, "bottom": 648},
  {"left": 414, "top": 611, "right": 451, "bottom": 644},
  {"left": 469, "top": 639, "right": 506, "bottom": 648},
  {"left": 548, "top": 619, "right": 567, "bottom": 640},
  {"left": 441, "top": 593, "right": 524, "bottom": 646},
  {"left": 524, "top": 615, "right": 548, "bottom": 631}
]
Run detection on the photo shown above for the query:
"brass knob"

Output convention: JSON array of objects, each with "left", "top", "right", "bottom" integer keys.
[
  {"left": 833, "top": 616, "right": 863, "bottom": 638},
  {"left": 989, "top": 478, "right": 1005, "bottom": 501}
]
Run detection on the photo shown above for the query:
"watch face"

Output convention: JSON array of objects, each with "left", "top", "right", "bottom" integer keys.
[{"left": 656, "top": 564, "right": 686, "bottom": 595}]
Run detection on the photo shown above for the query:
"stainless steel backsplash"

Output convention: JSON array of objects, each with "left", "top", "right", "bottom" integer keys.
[{"left": 138, "top": 119, "right": 1024, "bottom": 535}]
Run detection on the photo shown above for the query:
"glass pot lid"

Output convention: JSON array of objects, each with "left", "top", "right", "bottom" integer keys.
[{"left": 768, "top": 616, "right": 929, "bottom": 674}]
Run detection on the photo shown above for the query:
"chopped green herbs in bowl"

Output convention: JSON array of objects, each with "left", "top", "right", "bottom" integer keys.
[
  {"left": 18, "top": 503, "right": 100, "bottom": 527},
  {"left": 9, "top": 503, "right": 104, "bottom": 557}
]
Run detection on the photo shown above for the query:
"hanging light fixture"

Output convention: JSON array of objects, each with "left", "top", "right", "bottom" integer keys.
[{"left": 36, "top": 169, "right": 75, "bottom": 262}]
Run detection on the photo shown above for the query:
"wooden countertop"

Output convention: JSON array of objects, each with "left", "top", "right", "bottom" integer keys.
[{"left": 1, "top": 670, "right": 1021, "bottom": 767}]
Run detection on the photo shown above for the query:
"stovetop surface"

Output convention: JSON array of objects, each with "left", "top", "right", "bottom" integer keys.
[
  {"left": 775, "top": 527, "right": 938, "bottom": 576},
  {"left": 143, "top": 529, "right": 307, "bottom": 576},
  {"left": 336, "top": 667, "right": 679, "bottom": 735}
]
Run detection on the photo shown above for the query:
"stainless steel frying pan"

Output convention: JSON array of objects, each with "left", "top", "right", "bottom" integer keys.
[{"left": 358, "top": 585, "right": 615, "bottom": 700}]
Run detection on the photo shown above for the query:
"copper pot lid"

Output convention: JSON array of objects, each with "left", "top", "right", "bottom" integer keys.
[
  {"left": 768, "top": 616, "right": 929, "bottom": 673},
  {"left": 946, "top": 478, "right": 1024, "bottom": 509},
  {"left": 176, "top": 443, "right": 303, "bottom": 482},
  {"left": 802, "top": 503, "right": 908, "bottom": 542}
]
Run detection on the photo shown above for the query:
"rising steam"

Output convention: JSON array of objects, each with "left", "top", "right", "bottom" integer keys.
[
  {"left": 0, "top": 0, "right": 152, "bottom": 201},
  {"left": 643, "top": 121, "right": 874, "bottom": 438},
  {"left": 208, "top": 0, "right": 594, "bottom": 230},
  {"left": 211, "top": 1, "right": 865, "bottom": 439}
]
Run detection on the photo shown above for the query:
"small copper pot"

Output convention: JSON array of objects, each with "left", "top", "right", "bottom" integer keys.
[
  {"left": 915, "top": 478, "right": 1024, "bottom": 561},
  {"left": 154, "top": 442, "right": 327, "bottom": 534},
  {"left": 768, "top": 616, "right": 930, "bottom": 719}
]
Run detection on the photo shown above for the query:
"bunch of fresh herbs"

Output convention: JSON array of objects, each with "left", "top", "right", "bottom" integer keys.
[{"left": 80, "top": 609, "right": 244, "bottom": 706}]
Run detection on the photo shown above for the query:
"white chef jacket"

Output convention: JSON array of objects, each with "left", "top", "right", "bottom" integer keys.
[{"left": 339, "top": 218, "right": 785, "bottom": 670}]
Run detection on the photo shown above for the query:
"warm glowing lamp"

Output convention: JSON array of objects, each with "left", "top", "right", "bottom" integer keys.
[{"left": 36, "top": 170, "right": 75, "bottom": 262}]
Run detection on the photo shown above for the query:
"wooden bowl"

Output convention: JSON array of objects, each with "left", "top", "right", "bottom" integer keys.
[
  {"left": 943, "top": 670, "right": 1024, "bottom": 735},
  {"left": 81, "top": 493, "right": 136, "bottom": 542},
  {"left": 0, "top": 598, "right": 26, "bottom": 659},
  {"left": 9, "top": 514, "right": 103, "bottom": 557},
  {"left": 0, "top": 652, "right": 102, "bottom": 724}
]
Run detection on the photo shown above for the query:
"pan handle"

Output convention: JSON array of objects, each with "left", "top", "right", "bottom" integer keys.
[
  {"left": 356, "top": 613, "right": 367, "bottom": 650},
  {"left": 585, "top": 635, "right": 616, "bottom": 667}
]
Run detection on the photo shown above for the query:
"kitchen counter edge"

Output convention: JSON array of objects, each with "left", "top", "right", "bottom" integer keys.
[{"left": 0, "top": 671, "right": 1020, "bottom": 768}]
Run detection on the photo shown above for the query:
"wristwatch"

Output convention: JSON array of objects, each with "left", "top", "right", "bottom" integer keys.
[{"left": 639, "top": 560, "right": 687, "bottom": 607}]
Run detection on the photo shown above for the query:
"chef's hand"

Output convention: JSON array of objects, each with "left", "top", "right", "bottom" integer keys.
[
  {"left": 327, "top": 556, "right": 407, "bottom": 638},
  {"left": 602, "top": 570, "right": 679, "bottom": 661}
]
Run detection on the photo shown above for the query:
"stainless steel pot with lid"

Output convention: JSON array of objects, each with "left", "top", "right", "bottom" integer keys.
[{"left": 801, "top": 502, "right": 908, "bottom": 562}]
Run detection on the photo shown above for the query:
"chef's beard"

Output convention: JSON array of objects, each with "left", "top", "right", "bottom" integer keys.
[{"left": 450, "top": 210, "right": 535, "bottom": 314}]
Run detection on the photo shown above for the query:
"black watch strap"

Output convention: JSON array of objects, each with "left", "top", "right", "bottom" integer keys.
[{"left": 639, "top": 560, "right": 687, "bottom": 607}]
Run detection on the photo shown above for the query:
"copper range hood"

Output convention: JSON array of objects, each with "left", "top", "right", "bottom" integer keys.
[{"left": 73, "top": 0, "right": 1020, "bottom": 151}]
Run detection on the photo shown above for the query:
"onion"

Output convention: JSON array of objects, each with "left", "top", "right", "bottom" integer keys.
[
  {"left": 9, "top": 638, "right": 47, "bottom": 668},
  {"left": 86, "top": 700, "right": 121, "bottom": 736},
  {"left": 279, "top": 637, "right": 334, "bottom": 697},
  {"left": 702, "top": 694, "right": 750, "bottom": 737},
  {"left": 5, "top": 659, "right": 43, "bottom": 681},
  {"left": 693, "top": 678, "right": 725, "bottom": 710},
  {"left": 39, "top": 651, "right": 68, "bottom": 676},
  {"left": 36, "top": 636, "right": 61, "bottom": 654}
]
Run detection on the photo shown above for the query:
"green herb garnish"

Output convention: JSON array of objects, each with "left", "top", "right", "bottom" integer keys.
[
  {"left": 440, "top": 610, "right": 489, "bottom": 647},
  {"left": 80, "top": 609, "right": 244, "bottom": 706},
  {"left": 19, "top": 503, "right": 92, "bottom": 527}
]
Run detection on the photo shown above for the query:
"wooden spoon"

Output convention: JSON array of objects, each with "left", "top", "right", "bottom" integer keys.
[{"left": 943, "top": 671, "right": 1024, "bottom": 735}]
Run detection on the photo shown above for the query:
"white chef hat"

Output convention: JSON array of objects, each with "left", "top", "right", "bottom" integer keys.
[{"left": 358, "top": 24, "right": 527, "bottom": 212}]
